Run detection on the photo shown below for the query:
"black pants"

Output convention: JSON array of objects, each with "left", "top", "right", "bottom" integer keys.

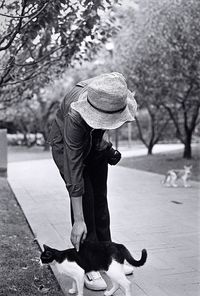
[{"left": 52, "top": 146, "right": 111, "bottom": 242}]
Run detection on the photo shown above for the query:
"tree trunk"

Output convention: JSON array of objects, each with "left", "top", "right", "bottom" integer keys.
[
  {"left": 43, "top": 141, "right": 50, "bottom": 151},
  {"left": 183, "top": 132, "right": 192, "bottom": 159},
  {"left": 41, "top": 128, "right": 50, "bottom": 151},
  {"left": 147, "top": 141, "right": 154, "bottom": 155},
  {"left": 23, "top": 132, "right": 28, "bottom": 146},
  {"left": 42, "top": 133, "right": 50, "bottom": 151}
]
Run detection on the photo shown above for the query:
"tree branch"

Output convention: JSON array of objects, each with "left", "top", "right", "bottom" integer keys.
[
  {"left": 189, "top": 103, "right": 200, "bottom": 133},
  {"left": 19, "top": 2, "right": 48, "bottom": 31},
  {"left": 0, "top": 56, "right": 15, "bottom": 86},
  {"left": 162, "top": 104, "right": 184, "bottom": 143},
  {"left": 0, "top": 54, "right": 62, "bottom": 87},
  {"left": 154, "top": 117, "right": 171, "bottom": 143},
  {"left": 0, "top": 6, "right": 46, "bottom": 19},
  {"left": 0, "top": 0, "right": 6, "bottom": 9},
  {"left": 1, "top": 69, "right": 47, "bottom": 86},
  {"left": 0, "top": 1, "right": 28, "bottom": 50},
  {"left": 134, "top": 116, "right": 148, "bottom": 148},
  {"left": 0, "top": 43, "right": 24, "bottom": 86},
  {"left": 182, "top": 101, "right": 189, "bottom": 134},
  {"left": 13, "top": 44, "right": 64, "bottom": 67},
  {"left": 0, "top": 2, "right": 48, "bottom": 51}
]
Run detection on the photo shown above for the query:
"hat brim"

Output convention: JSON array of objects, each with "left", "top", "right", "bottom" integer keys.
[{"left": 71, "top": 90, "right": 137, "bottom": 130}]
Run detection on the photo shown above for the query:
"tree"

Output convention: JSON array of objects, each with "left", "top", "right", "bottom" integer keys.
[
  {"left": 111, "top": 0, "right": 200, "bottom": 158},
  {"left": 132, "top": 48, "right": 172, "bottom": 155},
  {"left": 2, "top": 72, "right": 73, "bottom": 148},
  {"left": 158, "top": 0, "right": 200, "bottom": 158},
  {"left": 0, "top": 0, "right": 119, "bottom": 108},
  {"left": 106, "top": 3, "right": 171, "bottom": 154},
  {"left": 30, "top": 75, "right": 73, "bottom": 150}
]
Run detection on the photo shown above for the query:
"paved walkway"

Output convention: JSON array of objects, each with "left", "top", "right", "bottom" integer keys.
[{"left": 8, "top": 158, "right": 200, "bottom": 296}]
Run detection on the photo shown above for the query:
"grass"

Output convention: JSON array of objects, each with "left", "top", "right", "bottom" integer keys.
[
  {"left": 119, "top": 144, "right": 200, "bottom": 182},
  {"left": 0, "top": 178, "right": 64, "bottom": 296}
]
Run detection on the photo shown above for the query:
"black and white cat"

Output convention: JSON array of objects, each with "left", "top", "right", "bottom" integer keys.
[{"left": 40, "top": 241, "right": 147, "bottom": 296}]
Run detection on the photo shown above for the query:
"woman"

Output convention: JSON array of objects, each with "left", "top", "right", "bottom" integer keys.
[{"left": 48, "top": 72, "right": 137, "bottom": 291}]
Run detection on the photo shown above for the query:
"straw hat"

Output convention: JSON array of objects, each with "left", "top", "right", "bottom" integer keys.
[{"left": 71, "top": 72, "right": 137, "bottom": 130}]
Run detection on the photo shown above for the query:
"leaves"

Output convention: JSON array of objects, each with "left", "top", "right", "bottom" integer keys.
[
  {"left": 0, "top": 0, "right": 119, "bottom": 107},
  {"left": 111, "top": 0, "right": 200, "bottom": 155}
]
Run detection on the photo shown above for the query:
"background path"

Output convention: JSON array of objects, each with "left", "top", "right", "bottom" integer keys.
[{"left": 8, "top": 158, "right": 200, "bottom": 296}]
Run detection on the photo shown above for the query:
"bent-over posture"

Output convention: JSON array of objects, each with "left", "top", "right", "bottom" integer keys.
[{"left": 47, "top": 72, "right": 137, "bottom": 290}]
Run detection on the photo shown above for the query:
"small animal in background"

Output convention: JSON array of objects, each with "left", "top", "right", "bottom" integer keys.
[
  {"left": 40, "top": 241, "right": 147, "bottom": 296},
  {"left": 162, "top": 165, "right": 192, "bottom": 187}
]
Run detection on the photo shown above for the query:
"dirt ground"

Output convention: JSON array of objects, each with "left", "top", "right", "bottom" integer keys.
[{"left": 0, "top": 178, "right": 64, "bottom": 296}]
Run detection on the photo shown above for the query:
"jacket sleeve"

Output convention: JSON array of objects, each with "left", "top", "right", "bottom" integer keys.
[
  {"left": 63, "top": 113, "right": 87, "bottom": 198},
  {"left": 95, "top": 131, "right": 121, "bottom": 165},
  {"left": 93, "top": 130, "right": 112, "bottom": 151}
]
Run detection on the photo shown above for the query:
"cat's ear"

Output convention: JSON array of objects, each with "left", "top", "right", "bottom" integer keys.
[{"left": 43, "top": 244, "right": 49, "bottom": 251}]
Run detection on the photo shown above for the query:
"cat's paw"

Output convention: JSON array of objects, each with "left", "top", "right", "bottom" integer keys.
[{"left": 68, "top": 288, "right": 77, "bottom": 294}]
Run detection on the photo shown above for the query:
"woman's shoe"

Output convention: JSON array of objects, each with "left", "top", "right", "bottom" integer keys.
[{"left": 84, "top": 271, "right": 107, "bottom": 291}]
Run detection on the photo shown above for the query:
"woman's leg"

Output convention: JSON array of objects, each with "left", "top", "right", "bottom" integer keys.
[
  {"left": 52, "top": 145, "right": 107, "bottom": 290},
  {"left": 89, "top": 154, "right": 111, "bottom": 242}
]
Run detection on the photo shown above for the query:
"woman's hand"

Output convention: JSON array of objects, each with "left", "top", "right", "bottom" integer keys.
[
  {"left": 70, "top": 196, "right": 87, "bottom": 251},
  {"left": 106, "top": 148, "right": 121, "bottom": 165},
  {"left": 71, "top": 221, "right": 87, "bottom": 252}
]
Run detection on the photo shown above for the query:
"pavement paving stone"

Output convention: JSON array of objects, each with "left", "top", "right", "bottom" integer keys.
[{"left": 8, "top": 158, "right": 200, "bottom": 296}]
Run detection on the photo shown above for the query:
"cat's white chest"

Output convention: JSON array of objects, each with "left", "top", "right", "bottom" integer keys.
[
  {"left": 55, "top": 260, "right": 84, "bottom": 278},
  {"left": 53, "top": 260, "right": 84, "bottom": 296}
]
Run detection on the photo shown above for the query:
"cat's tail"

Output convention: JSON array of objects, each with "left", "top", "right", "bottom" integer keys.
[{"left": 121, "top": 246, "right": 147, "bottom": 267}]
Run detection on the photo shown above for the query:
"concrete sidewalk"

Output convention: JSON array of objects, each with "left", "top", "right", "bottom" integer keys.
[{"left": 8, "top": 158, "right": 200, "bottom": 296}]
